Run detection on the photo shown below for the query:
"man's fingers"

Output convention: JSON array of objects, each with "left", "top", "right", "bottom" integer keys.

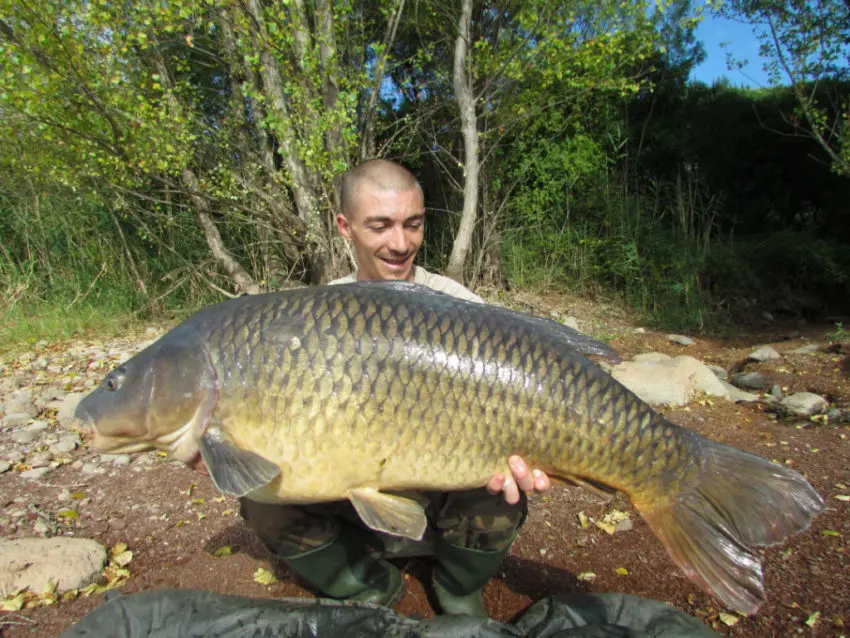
[
  {"left": 533, "top": 468, "right": 551, "bottom": 492},
  {"left": 487, "top": 473, "right": 505, "bottom": 495},
  {"left": 502, "top": 477, "right": 520, "bottom": 505},
  {"left": 509, "top": 455, "right": 535, "bottom": 493}
]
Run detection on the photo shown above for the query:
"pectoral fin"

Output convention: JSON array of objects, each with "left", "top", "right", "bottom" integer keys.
[
  {"left": 349, "top": 488, "right": 428, "bottom": 541},
  {"left": 199, "top": 426, "right": 280, "bottom": 497}
]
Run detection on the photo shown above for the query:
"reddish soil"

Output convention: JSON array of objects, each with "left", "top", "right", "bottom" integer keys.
[{"left": 1, "top": 294, "right": 848, "bottom": 637}]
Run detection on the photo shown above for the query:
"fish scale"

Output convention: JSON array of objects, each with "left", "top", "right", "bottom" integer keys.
[{"left": 77, "top": 281, "right": 824, "bottom": 614}]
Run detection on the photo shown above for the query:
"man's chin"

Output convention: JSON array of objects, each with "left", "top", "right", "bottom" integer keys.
[{"left": 378, "top": 262, "right": 414, "bottom": 281}]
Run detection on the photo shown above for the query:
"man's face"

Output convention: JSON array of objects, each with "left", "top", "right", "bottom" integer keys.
[{"left": 336, "top": 183, "right": 425, "bottom": 282}]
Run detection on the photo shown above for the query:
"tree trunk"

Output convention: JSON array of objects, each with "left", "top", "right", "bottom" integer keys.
[
  {"left": 181, "top": 169, "right": 261, "bottom": 295},
  {"left": 244, "top": 0, "right": 331, "bottom": 283},
  {"left": 445, "top": 0, "right": 479, "bottom": 284}
]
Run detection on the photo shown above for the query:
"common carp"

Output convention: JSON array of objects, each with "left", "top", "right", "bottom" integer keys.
[{"left": 76, "top": 282, "right": 823, "bottom": 614}]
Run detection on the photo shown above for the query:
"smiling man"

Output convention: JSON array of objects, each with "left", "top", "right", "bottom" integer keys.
[{"left": 240, "top": 159, "right": 550, "bottom": 618}]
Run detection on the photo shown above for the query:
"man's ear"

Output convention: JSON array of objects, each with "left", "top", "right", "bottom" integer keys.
[{"left": 336, "top": 212, "right": 352, "bottom": 240}]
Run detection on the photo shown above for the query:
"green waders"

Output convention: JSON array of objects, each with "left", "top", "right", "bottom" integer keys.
[{"left": 239, "top": 488, "right": 527, "bottom": 616}]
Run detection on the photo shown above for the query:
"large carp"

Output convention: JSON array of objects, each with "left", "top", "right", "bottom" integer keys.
[{"left": 76, "top": 282, "right": 823, "bottom": 614}]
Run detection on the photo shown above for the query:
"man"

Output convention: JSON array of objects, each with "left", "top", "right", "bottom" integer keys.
[{"left": 240, "top": 159, "right": 550, "bottom": 617}]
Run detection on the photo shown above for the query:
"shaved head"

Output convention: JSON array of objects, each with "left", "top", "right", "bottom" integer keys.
[{"left": 341, "top": 159, "right": 423, "bottom": 217}]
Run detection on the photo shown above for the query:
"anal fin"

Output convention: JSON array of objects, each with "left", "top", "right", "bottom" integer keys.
[
  {"left": 199, "top": 426, "right": 280, "bottom": 497},
  {"left": 349, "top": 487, "right": 428, "bottom": 541}
]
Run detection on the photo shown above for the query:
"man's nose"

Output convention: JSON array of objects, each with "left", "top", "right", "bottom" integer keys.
[{"left": 387, "top": 226, "right": 408, "bottom": 253}]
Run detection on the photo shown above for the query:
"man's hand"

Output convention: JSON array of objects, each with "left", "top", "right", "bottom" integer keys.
[{"left": 487, "top": 455, "right": 551, "bottom": 505}]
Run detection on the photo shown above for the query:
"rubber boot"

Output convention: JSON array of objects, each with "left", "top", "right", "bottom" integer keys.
[
  {"left": 432, "top": 539, "right": 512, "bottom": 617},
  {"left": 281, "top": 526, "right": 405, "bottom": 607}
]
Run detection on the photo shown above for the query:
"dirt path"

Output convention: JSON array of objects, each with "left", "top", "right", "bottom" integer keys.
[{"left": 1, "top": 294, "right": 848, "bottom": 637}]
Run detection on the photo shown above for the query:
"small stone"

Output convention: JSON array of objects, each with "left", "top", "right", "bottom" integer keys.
[
  {"left": 57, "top": 488, "right": 72, "bottom": 501},
  {"left": 26, "top": 420, "right": 49, "bottom": 433},
  {"left": 4, "top": 413, "right": 33, "bottom": 429},
  {"left": 706, "top": 364, "right": 728, "bottom": 381},
  {"left": 780, "top": 393, "right": 828, "bottom": 417},
  {"left": 35, "top": 339, "right": 49, "bottom": 348},
  {"left": 562, "top": 316, "right": 580, "bottom": 331},
  {"left": 133, "top": 453, "right": 155, "bottom": 466},
  {"left": 49, "top": 436, "right": 79, "bottom": 455},
  {"left": 731, "top": 372, "right": 769, "bottom": 390},
  {"left": 102, "top": 454, "right": 131, "bottom": 466},
  {"left": 788, "top": 344, "right": 821, "bottom": 355},
  {"left": 10, "top": 429, "right": 37, "bottom": 445},
  {"left": 633, "top": 352, "right": 670, "bottom": 363},
  {"left": 827, "top": 408, "right": 843, "bottom": 422},
  {"left": 33, "top": 518, "right": 51, "bottom": 536},
  {"left": 28, "top": 452, "right": 52, "bottom": 468},
  {"left": 56, "top": 393, "right": 86, "bottom": 428},
  {"left": 748, "top": 346, "right": 782, "bottom": 362},
  {"left": 770, "top": 385, "right": 784, "bottom": 400},
  {"left": 720, "top": 381, "right": 760, "bottom": 403},
  {"left": 633, "top": 327, "right": 646, "bottom": 334},
  {"left": 614, "top": 518, "right": 633, "bottom": 533},
  {"left": 20, "top": 467, "right": 51, "bottom": 480},
  {"left": 666, "top": 334, "right": 694, "bottom": 346},
  {"left": 81, "top": 462, "right": 105, "bottom": 475},
  {"left": 0, "top": 460, "right": 12, "bottom": 473}
]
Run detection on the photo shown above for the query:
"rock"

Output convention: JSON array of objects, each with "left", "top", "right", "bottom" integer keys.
[
  {"left": 611, "top": 355, "right": 728, "bottom": 406},
  {"left": 562, "top": 316, "right": 580, "bottom": 331},
  {"left": 748, "top": 346, "right": 782, "bottom": 362},
  {"left": 706, "top": 365, "right": 728, "bottom": 381},
  {"left": 101, "top": 454, "right": 131, "bottom": 466},
  {"left": 666, "top": 334, "right": 694, "bottom": 346},
  {"left": 11, "top": 429, "right": 38, "bottom": 445},
  {"left": 633, "top": 327, "right": 646, "bottom": 334},
  {"left": 780, "top": 392, "right": 828, "bottom": 417},
  {"left": 2, "top": 395, "right": 38, "bottom": 418},
  {"left": 4, "top": 413, "right": 34, "bottom": 429},
  {"left": 770, "top": 385, "right": 784, "bottom": 400},
  {"left": 615, "top": 518, "right": 633, "bottom": 533},
  {"left": 20, "top": 467, "right": 51, "bottom": 480},
  {"left": 32, "top": 519, "right": 51, "bottom": 536},
  {"left": 26, "top": 420, "right": 49, "bottom": 433},
  {"left": 827, "top": 408, "right": 843, "bottom": 422},
  {"left": 81, "top": 462, "right": 105, "bottom": 475},
  {"left": 56, "top": 393, "right": 85, "bottom": 428},
  {"left": 720, "top": 381, "right": 760, "bottom": 403},
  {"left": 49, "top": 435, "right": 80, "bottom": 455},
  {"left": 0, "top": 460, "right": 11, "bottom": 473},
  {"left": 28, "top": 451, "right": 52, "bottom": 468},
  {"left": 787, "top": 344, "right": 821, "bottom": 355},
  {"left": 0, "top": 537, "right": 106, "bottom": 594},
  {"left": 633, "top": 352, "right": 671, "bottom": 364},
  {"left": 731, "top": 372, "right": 769, "bottom": 390}
]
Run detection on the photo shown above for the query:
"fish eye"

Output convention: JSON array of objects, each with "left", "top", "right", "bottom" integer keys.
[{"left": 105, "top": 370, "right": 125, "bottom": 392}]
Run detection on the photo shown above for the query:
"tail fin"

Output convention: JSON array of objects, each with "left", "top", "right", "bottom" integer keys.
[{"left": 637, "top": 436, "right": 824, "bottom": 615}]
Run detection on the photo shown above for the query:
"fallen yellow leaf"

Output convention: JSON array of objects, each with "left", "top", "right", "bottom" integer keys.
[
  {"left": 804, "top": 611, "right": 820, "bottom": 628},
  {"left": 576, "top": 572, "right": 596, "bottom": 582},
  {"left": 214, "top": 546, "right": 232, "bottom": 557},
  {"left": 835, "top": 495, "right": 850, "bottom": 502},
  {"left": 110, "top": 542, "right": 128, "bottom": 556},
  {"left": 57, "top": 509, "right": 78, "bottom": 519},
  {"left": 1, "top": 593, "right": 24, "bottom": 611},
  {"left": 822, "top": 529, "right": 840, "bottom": 537},
  {"left": 577, "top": 511, "right": 590, "bottom": 529},
  {"left": 253, "top": 568, "right": 277, "bottom": 585},
  {"left": 191, "top": 498, "right": 205, "bottom": 505},
  {"left": 71, "top": 491, "right": 86, "bottom": 499},
  {"left": 112, "top": 550, "right": 133, "bottom": 567},
  {"left": 719, "top": 612, "right": 740, "bottom": 626},
  {"left": 614, "top": 567, "right": 628, "bottom": 576}
]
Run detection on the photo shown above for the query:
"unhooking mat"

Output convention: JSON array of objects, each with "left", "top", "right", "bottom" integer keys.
[{"left": 59, "top": 589, "right": 720, "bottom": 637}]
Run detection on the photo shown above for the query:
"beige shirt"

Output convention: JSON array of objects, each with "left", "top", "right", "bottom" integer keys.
[{"left": 328, "top": 265, "right": 484, "bottom": 304}]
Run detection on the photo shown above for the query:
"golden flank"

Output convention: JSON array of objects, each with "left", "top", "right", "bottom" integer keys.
[{"left": 76, "top": 281, "right": 823, "bottom": 615}]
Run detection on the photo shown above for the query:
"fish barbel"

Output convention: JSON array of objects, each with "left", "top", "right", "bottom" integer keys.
[{"left": 76, "top": 282, "right": 823, "bottom": 614}]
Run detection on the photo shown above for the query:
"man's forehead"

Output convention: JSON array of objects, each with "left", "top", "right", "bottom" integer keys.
[{"left": 351, "top": 183, "right": 424, "bottom": 218}]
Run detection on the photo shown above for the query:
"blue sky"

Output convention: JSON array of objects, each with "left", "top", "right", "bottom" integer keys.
[{"left": 690, "top": 13, "right": 772, "bottom": 87}]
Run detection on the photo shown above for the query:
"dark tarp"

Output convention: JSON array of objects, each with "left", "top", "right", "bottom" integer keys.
[{"left": 60, "top": 589, "right": 720, "bottom": 637}]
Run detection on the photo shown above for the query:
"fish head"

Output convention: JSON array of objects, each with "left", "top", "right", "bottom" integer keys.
[{"left": 75, "top": 337, "right": 216, "bottom": 463}]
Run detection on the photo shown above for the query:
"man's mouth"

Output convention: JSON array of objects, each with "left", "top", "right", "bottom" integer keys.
[{"left": 380, "top": 255, "right": 412, "bottom": 271}]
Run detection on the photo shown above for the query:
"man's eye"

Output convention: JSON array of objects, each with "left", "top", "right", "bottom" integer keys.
[
  {"left": 367, "top": 224, "right": 387, "bottom": 232},
  {"left": 407, "top": 221, "right": 423, "bottom": 229}
]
